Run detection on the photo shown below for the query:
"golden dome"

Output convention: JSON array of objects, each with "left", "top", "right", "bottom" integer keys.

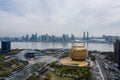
[{"left": 70, "top": 44, "right": 87, "bottom": 61}]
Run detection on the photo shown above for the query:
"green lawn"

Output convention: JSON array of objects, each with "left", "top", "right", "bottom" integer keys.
[{"left": 47, "top": 71, "right": 74, "bottom": 80}]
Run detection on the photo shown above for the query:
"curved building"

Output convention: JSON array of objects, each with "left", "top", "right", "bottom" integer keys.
[
  {"left": 16, "top": 50, "right": 42, "bottom": 61},
  {"left": 60, "top": 43, "right": 89, "bottom": 67},
  {"left": 70, "top": 45, "right": 87, "bottom": 61}
]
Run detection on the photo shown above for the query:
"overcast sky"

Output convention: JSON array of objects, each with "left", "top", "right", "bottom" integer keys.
[{"left": 0, "top": 0, "right": 120, "bottom": 37}]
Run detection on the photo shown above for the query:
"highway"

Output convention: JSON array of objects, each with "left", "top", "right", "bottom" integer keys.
[{"left": 96, "top": 56, "right": 109, "bottom": 80}]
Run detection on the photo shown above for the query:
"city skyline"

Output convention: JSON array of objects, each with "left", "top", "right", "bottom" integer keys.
[{"left": 0, "top": 0, "right": 120, "bottom": 37}]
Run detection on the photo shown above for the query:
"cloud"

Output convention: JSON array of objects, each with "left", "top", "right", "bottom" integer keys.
[{"left": 0, "top": 0, "right": 120, "bottom": 37}]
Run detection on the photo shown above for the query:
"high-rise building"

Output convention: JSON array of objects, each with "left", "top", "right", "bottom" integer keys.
[
  {"left": 71, "top": 34, "right": 75, "bottom": 41},
  {"left": 1, "top": 41, "right": 11, "bottom": 52},
  {"left": 25, "top": 34, "right": 29, "bottom": 41},
  {"left": 114, "top": 40, "right": 120, "bottom": 70},
  {"left": 83, "top": 31, "right": 89, "bottom": 40},
  {"left": 62, "top": 34, "right": 69, "bottom": 42},
  {"left": 87, "top": 31, "right": 89, "bottom": 40},
  {"left": 83, "top": 32, "right": 85, "bottom": 40}
]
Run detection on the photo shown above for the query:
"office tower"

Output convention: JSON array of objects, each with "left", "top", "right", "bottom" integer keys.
[
  {"left": 35, "top": 33, "right": 38, "bottom": 41},
  {"left": 1, "top": 41, "right": 11, "bottom": 52},
  {"left": 87, "top": 31, "right": 89, "bottom": 40},
  {"left": 71, "top": 34, "right": 75, "bottom": 40},
  {"left": 51, "top": 35, "right": 55, "bottom": 42},
  {"left": 62, "top": 34, "right": 69, "bottom": 42},
  {"left": 114, "top": 40, "right": 120, "bottom": 70},
  {"left": 83, "top": 32, "right": 85, "bottom": 40},
  {"left": 45, "top": 34, "right": 50, "bottom": 42},
  {"left": 25, "top": 34, "right": 29, "bottom": 41}
]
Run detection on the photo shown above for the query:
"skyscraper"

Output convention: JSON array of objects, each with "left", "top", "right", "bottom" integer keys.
[
  {"left": 87, "top": 31, "right": 89, "bottom": 40},
  {"left": 114, "top": 40, "right": 120, "bottom": 70},
  {"left": 1, "top": 41, "right": 11, "bottom": 52},
  {"left": 83, "top": 31, "right": 89, "bottom": 40},
  {"left": 83, "top": 32, "right": 85, "bottom": 40}
]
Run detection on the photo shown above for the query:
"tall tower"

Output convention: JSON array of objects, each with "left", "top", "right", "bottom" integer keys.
[
  {"left": 83, "top": 32, "right": 85, "bottom": 40},
  {"left": 87, "top": 31, "right": 89, "bottom": 40},
  {"left": 114, "top": 40, "right": 120, "bottom": 70}
]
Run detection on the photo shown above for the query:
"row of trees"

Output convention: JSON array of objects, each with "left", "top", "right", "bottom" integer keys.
[
  {"left": 0, "top": 55, "right": 28, "bottom": 77},
  {"left": 0, "top": 55, "right": 10, "bottom": 77},
  {"left": 50, "top": 62, "right": 92, "bottom": 80},
  {"left": 26, "top": 62, "right": 46, "bottom": 80}
]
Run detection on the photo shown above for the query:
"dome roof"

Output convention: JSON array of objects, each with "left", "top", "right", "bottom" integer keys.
[{"left": 16, "top": 50, "right": 42, "bottom": 61}]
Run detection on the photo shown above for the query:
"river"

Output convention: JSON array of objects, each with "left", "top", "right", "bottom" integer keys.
[{"left": 0, "top": 42, "right": 113, "bottom": 52}]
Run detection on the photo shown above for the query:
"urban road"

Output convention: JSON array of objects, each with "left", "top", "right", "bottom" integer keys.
[
  {"left": 9, "top": 64, "right": 34, "bottom": 80},
  {"left": 96, "top": 56, "right": 109, "bottom": 80},
  {"left": 8, "top": 50, "right": 66, "bottom": 80}
]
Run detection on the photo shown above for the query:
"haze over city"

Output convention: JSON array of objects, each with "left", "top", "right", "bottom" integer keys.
[
  {"left": 1, "top": 0, "right": 120, "bottom": 80},
  {"left": 0, "top": 0, "right": 120, "bottom": 37}
]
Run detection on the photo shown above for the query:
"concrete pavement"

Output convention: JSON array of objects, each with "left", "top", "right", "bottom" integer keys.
[{"left": 96, "top": 56, "right": 109, "bottom": 80}]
